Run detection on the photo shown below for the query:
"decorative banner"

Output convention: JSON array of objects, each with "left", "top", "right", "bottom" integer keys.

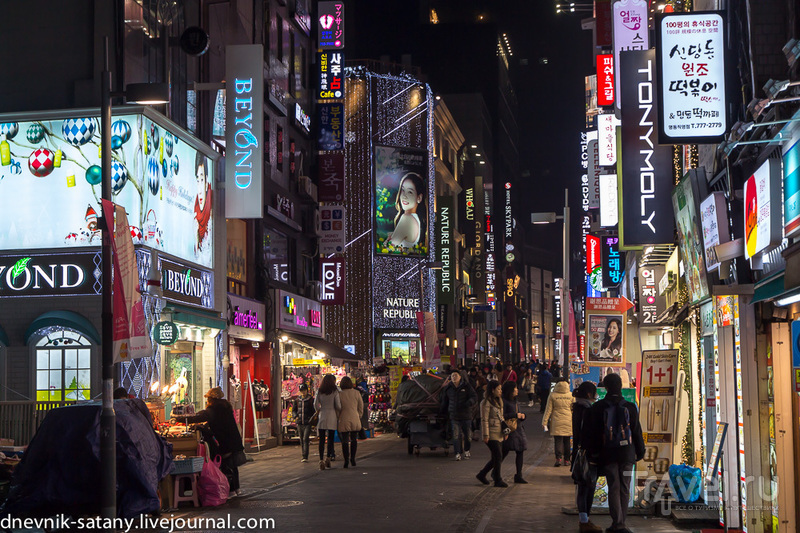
[
  {"left": 374, "top": 146, "right": 429, "bottom": 256},
  {"left": 744, "top": 159, "right": 782, "bottom": 259},
  {"left": 225, "top": 44, "right": 264, "bottom": 219},
  {"left": 437, "top": 195, "right": 456, "bottom": 305},
  {"left": 104, "top": 201, "right": 151, "bottom": 363},
  {"left": 0, "top": 251, "right": 101, "bottom": 298},
  {"left": 598, "top": 114, "right": 619, "bottom": 166},
  {"left": 597, "top": 54, "right": 615, "bottom": 106},
  {"left": 568, "top": 292, "right": 580, "bottom": 362},
  {"left": 602, "top": 235, "right": 624, "bottom": 288},
  {"left": 637, "top": 265, "right": 666, "bottom": 325},
  {"left": 585, "top": 297, "right": 632, "bottom": 367},
  {"left": 318, "top": 205, "right": 345, "bottom": 254},
  {"left": 619, "top": 49, "right": 674, "bottom": 247},
  {"left": 672, "top": 172, "right": 709, "bottom": 303},
  {"left": 317, "top": 51, "right": 344, "bottom": 100},
  {"left": 318, "top": 103, "right": 344, "bottom": 150},
  {"left": 657, "top": 12, "right": 727, "bottom": 144},
  {"left": 613, "top": 0, "right": 649, "bottom": 114},
  {"left": 784, "top": 139, "right": 800, "bottom": 238},
  {"left": 154, "top": 321, "right": 179, "bottom": 345},
  {"left": 318, "top": 1, "right": 345, "bottom": 49},
  {"left": 416, "top": 311, "right": 439, "bottom": 365},
  {"left": 638, "top": 350, "right": 679, "bottom": 483},
  {"left": 599, "top": 174, "right": 619, "bottom": 227},
  {"left": 318, "top": 152, "right": 345, "bottom": 202},
  {"left": 700, "top": 191, "right": 730, "bottom": 272},
  {"left": 319, "top": 256, "right": 346, "bottom": 305}
]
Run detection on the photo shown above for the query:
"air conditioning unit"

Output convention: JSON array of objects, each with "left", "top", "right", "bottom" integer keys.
[
  {"left": 298, "top": 176, "right": 317, "bottom": 202},
  {"left": 306, "top": 281, "right": 322, "bottom": 301}
]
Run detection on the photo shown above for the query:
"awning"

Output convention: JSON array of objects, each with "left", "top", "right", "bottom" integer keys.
[
  {"left": 0, "top": 324, "right": 8, "bottom": 346},
  {"left": 282, "top": 331, "right": 360, "bottom": 364},
  {"left": 751, "top": 272, "right": 786, "bottom": 304},
  {"left": 171, "top": 307, "right": 227, "bottom": 330},
  {"left": 24, "top": 310, "right": 101, "bottom": 345}
]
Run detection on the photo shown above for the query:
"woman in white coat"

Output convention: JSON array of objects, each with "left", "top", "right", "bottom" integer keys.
[
  {"left": 542, "top": 379, "right": 574, "bottom": 467},
  {"left": 315, "top": 374, "right": 341, "bottom": 470},
  {"left": 338, "top": 376, "right": 364, "bottom": 468}
]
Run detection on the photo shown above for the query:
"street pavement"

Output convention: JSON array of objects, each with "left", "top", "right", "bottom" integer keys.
[{"left": 167, "top": 403, "right": 699, "bottom": 533}]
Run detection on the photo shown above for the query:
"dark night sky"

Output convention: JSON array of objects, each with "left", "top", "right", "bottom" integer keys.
[{"left": 351, "top": 0, "right": 593, "bottom": 275}]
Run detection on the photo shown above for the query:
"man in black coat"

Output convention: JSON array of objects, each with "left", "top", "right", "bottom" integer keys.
[
  {"left": 293, "top": 384, "right": 316, "bottom": 462},
  {"left": 441, "top": 370, "right": 478, "bottom": 461},
  {"left": 583, "top": 374, "right": 645, "bottom": 533}
]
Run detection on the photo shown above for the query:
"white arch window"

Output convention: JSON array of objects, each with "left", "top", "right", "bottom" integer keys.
[{"left": 34, "top": 329, "right": 92, "bottom": 402}]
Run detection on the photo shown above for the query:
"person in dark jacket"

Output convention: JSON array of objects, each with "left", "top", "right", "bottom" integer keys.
[
  {"left": 584, "top": 374, "right": 645, "bottom": 533},
  {"left": 293, "top": 383, "right": 315, "bottom": 462},
  {"left": 441, "top": 369, "right": 478, "bottom": 460},
  {"left": 184, "top": 387, "right": 245, "bottom": 496},
  {"left": 500, "top": 380, "right": 528, "bottom": 483},
  {"left": 572, "top": 381, "right": 601, "bottom": 533},
  {"left": 537, "top": 366, "right": 552, "bottom": 412}
]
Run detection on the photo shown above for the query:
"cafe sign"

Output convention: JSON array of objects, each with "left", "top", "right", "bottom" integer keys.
[
  {"left": 153, "top": 321, "right": 179, "bottom": 345},
  {"left": 0, "top": 251, "right": 101, "bottom": 298}
]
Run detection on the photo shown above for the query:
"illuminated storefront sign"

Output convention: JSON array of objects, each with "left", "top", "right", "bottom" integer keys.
[
  {"left": 657, "top": 12, "right": 727, "bottom": 144},
  {"left": 317, "top": 152, "right": 345, "bottom": 202},
  {"left": 226, "top": 44, "right": 264, "bottom": 219},
  {"left": 295, "top": 103, "right": 311, "bottom": 134},
  {"left": 382, "top": 298, "right": 419, "bottom": 319},
  {"left": 613, "top": 0, "right": 649, "bottom": 112},
  {"left": 437, "top": 195, "right": 455, "bottom": 305},
  {"left": 227, "top": 294, "right": 265, "bottom": 342},
  {"left": 318, "top": 205, "right": 345, "bottom": 254},
  {"left": 587, "top": 139, "right": 600, "bottom": 209},
  {"left": 485, "top": 194, "right": 496, "bottom": 294},
  {"left": 318, "top": 1, "right": 345, "bottom": 49},
  {"left": 317, "top": 51, "right": 344, "bottom": 100},
  {"left": 602, "top": 236, "right": 624, "bottom": 288},
  {"left": 597, "top": 54, "right": 615, "bottom": 106},
  {"left": 276, "top": 289, "right": 324, "bottom": 336},
  {"left": 0, "top": 251, "right": 100, "bottom": 298},
  {"left": 600, "top": 174, "right": 618, "bottom": 227},
  {"left": 784, "top": 138, "right": 800, "bottom": 238},
  {"left": 637, "top": 266, "right": 666, "bottom": 325},
  {"left": 161, "top": 257, "right": 213, "bottom": 309},
  {"left": 320, "top": 257, "right": 345, "bottom": 305},
  {"left": 744, "top": 159, "right": 782, "bottom": 259},
  {"left": 318, "top": 103, "right": 344, "bottom": 150},
  {"left": 700, "top": 191, "right": 729, "bottom": 272},
  {"left": 598, "top": 114, "right": 619, "bottom": 167}
]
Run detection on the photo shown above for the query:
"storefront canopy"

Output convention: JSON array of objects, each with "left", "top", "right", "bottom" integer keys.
[
  {"left": 751, "top": 272, "right": 786, "bottom": 305},
  {"left": 172, "top": 307, "right": 227, "bottom": 331},
  {"left": 24, "top": 310, "right": 101, "bottom": 345},
  {"left": 283, "top": 331, "right": 360, "bottom": 364},
  {"left": 0, "top": 324, "right": 8, "bottom": 346}
]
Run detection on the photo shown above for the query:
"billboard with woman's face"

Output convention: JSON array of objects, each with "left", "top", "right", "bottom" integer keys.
[
  {"left": 374, "top": 146, "right": 429, "bottom": 256},
  {"left": 587, "top": 314, "right": 626, "bottom": 366}
]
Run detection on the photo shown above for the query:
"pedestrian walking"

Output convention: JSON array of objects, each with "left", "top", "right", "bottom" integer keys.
[
  {"left": 293, "top": 383, "right": 315, "bottom": 462},
  {"left": 583, "top": 374, "right": 645, "bottom": 533},
  {"left": 537, "top": 365, "right": 553, "bottom": 412},
  {"left": 519, "top": 369, "right": 536, "bottom": 407},
  {"left": 572, "top": 381, "right": 601, "bottom": 533},
  {"left": 338, "top": 376, "right": 364, "bottom": 468},
  {"left": 501, "top": 363, "right": 517, "bottom": 384},
  {"left": 542, "top": 379, "right": 573, "bottom": 467},
  {"left": 441, "top": 369, "right": 478, "bottom": 460},
  {"left": 501, "top": 381, "right": 528, "bottom": 483},
  {"left": 314, "top": 374, "right": 341, "bottom": 470},
  {"left": 475, "top": 381, "right": 508, "bottom": 487}
]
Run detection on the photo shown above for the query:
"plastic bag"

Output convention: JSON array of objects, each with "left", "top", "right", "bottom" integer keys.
[
  {"left": 668, "top": 464, "right": 702, "bottom": 503},
  {"left": 197, "top": 455, "right": 229, "bottom": 506}
]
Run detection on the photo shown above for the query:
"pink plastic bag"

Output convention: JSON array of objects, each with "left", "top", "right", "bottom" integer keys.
[{"left": 197, "top": 454, "right": 229, "bottom": 506}]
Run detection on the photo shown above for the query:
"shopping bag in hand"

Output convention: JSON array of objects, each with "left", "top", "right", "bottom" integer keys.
[{"left": 197, "top": 454, "right": 229, "bottom": 506}]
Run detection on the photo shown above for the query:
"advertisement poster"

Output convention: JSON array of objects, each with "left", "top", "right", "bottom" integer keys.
[
  {"left": 374, "top": 146, "right": 429, "bottom": 256},
  {"left": 639, "top": 350, "right": 679, "bottom": 483},
  {"left": 700, "top": 191, "right": 729, "bottom": 272},
  {"left": 587, "top": 314, "right": 625, "bottom": 366},
  {"left": 672, "top": 173, "right": 709, "bottom": 303},
  {"left": 0, "top": 112, "right": 215, "bottom": 268}
]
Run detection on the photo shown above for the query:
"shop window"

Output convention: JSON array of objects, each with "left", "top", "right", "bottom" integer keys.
[
  {"left": 263, "top": 227, "right": 291, "bottom": 285},
  {"left": 164, "top": 341, "right": 201, "bottom": 411},
  {"left": 380, "top": 338, "right": 420, "bottom": 364},
  {"left": 34, "top": 330, "right": 92, "bottom": 402}
]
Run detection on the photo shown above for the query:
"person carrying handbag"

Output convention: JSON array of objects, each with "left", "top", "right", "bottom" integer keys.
[
  {"left": 314, "top": 374, "right": 341, "bottom": 470},
  {"left": 572, "top": 381, "right": 601, "bottom": 533},
  {"left": 500, "top": 381, "right": 528, "bottom": 483},
  {"left": 475, "top": 381, "right": 508, "bottom": 487}
]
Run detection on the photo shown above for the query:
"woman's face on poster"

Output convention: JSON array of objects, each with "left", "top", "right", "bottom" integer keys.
[
  {"left": 607, "top": 320, "right": 619, "bottom": 339},
  {"left": 398, "top": 177, "right": 421, "bottom": 212},
  {"left": 196, "top": 161, "right": 207, "bottom": 208}
]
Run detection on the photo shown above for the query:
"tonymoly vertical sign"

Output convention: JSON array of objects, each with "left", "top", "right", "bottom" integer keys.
[{"left": 225, "top": 45, "right": 264, "bottom": 219}]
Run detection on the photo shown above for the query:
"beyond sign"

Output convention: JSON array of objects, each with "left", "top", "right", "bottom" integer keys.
[
  {"left": 161, "top": 258, "right": 211, "bottom": 308},
  {"left": 0, "top": 252, "right": 100, "bottom": 298}
]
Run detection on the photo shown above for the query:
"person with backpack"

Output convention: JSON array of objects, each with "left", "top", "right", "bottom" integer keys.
[
  {"left": 537, "top": 365, "right": 552, "bottom": 413},
  {"left": 542, "top": 378, "right": 574, "bottom": 467},
  {"left": 572, "top": 381, "right": 601, "bottom": 533},
  {"left": 584, "top": 373, "right": 645, "bottom": 533}
]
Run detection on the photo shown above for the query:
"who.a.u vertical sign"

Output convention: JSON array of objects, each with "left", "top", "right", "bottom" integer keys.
[{"left": 225, "top": 44, "right": 264, "bottom": 218}]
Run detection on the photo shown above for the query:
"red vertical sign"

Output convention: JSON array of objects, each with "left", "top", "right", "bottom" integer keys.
[
  {"left": 596, "top": 54, "right": 615, "bottom": 106},
  {"left": 586, "top": 234, "right": 601, "bottom": 275}
]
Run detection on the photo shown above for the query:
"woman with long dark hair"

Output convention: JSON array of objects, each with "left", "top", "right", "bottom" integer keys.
[
  {"left": 388, "top": 172, "right": 426, "bottom": 249},
  {"left": 500, "top": 380, "right": 528, "bottom": 483},
  {"left": 599, "top": 318, "right": 622, "bottom": 361},
  {"left": 314, "top": 374, "right": 341, "bottom": 470},
  {"left": 475, "top": 381, "right": 508, "bottom": 487},
  {"left": 337, "top": 376, "right": 364, "bottom": 468}
]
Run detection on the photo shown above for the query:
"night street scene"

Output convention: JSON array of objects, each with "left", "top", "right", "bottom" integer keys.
[{"left": 1, "top": 0, "right": 800, "bottom": 532}]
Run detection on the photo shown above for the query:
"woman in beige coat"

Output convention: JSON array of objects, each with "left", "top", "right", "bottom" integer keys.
[
  {"left": 338, "top": 376, "right": 364, "bottom": 468},
  {"left": 476, "top": 381, "right": 508, "bottom": 487},
  {"left": 542, "top": 379, "right": 574, "bottom": 467}
]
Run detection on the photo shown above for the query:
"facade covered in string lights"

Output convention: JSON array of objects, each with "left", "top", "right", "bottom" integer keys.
[{"left": 325, "top": 65, "right": 436, "bottom": 364}]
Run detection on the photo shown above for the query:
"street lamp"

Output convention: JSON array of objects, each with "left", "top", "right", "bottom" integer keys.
[
  {"left": 100, "top": 36, "right": 169, "bottom": 520},
  {"left": 530, "top": 188, "right": 570, "bottom": 381}
]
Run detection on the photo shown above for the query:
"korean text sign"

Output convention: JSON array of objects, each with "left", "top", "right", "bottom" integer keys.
[
  {"left": 318, "top": 103, "right": 344, "bottom": 150},
  {"left": 613, "top": 0, "right": 649, "bottom": 113},
  {"left": 318, "top": 2, "right": 344, "bottom": 49},
  {"left": 596, "top": 54, "right": 615, "bottom": 107},
  {"left": 602, "top": 236, "right": 624, "bottom": 288},
  {"left": 638, "top": 350, "right": 679, "bottom": 484},
  {"left": 317, "top": 51, "right": 344, "bottom": 100},
  {"left": 657, "top": 12, "right": 727, "bottom": 144},
  {"left": 317, "top": 152, "right": 345, "bottom": 202}
]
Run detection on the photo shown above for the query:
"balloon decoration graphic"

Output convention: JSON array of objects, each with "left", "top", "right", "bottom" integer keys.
[
  {"left": 165, "top": 133, "right": 174, "bottom": 157},
  {"left": 26, "top": 123, "right": 45, "bottom": 144},
  {"left": 171, "top": 156, "right": 179, "bottom": 176},
  {"left": 111, "top": 161, "right": 129, "bottom": 194},
  {"left": 111, "top": 120, "right": 132, "bottom": 144},
  {"left": 85, "top": 165, "right": 102, "bottom": 185},
  {"left": 62, "top": 118, "right": 96, "bottom": 146},
  {"left": 147, "top": 156, "right": 160, "bottom": 196},
  {"left": 0, "top": 123, "right": 19, "bottom": 140},
  {"left": 111, "top": 136, "right": 123, "bottom": 150},
  {"left": 150, "top": 123, "right": 160, "bottom": 151},
  {"left": 28, "top": 148, "right": 55, "bottom": 177}
]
